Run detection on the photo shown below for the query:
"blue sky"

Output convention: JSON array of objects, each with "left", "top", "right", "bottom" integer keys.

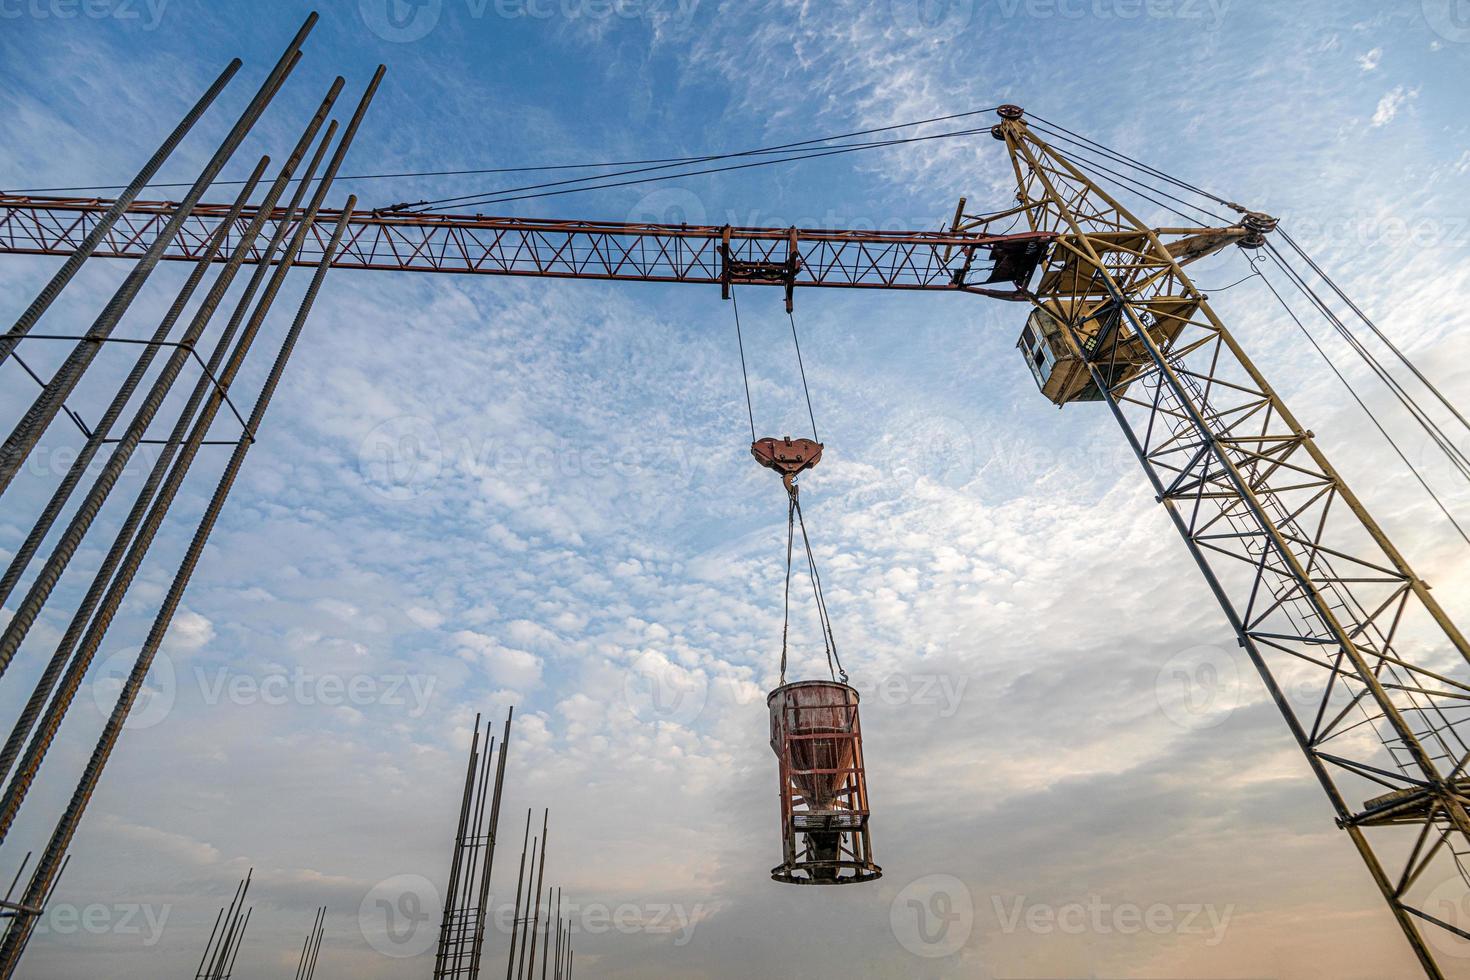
[{"left": 3, "top": 1, "right": 1470, "bottom": 977}]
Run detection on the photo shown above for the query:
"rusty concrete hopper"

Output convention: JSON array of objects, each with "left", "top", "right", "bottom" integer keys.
[{"left": 767, "top": 680, "right": 880, "bottom": 885}]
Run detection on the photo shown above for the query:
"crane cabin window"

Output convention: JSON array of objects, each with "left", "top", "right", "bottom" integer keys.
[{"left": 1018, "top": 309, "right": 1060, "bottom": 392}]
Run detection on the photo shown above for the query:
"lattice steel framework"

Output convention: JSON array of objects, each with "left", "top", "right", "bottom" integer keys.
[
  {"left": 0, "top": 194, "right": 1050, "bottom": 301},
  {"left": 997, "top": 108, "right": 1470, "bottom": 977}
]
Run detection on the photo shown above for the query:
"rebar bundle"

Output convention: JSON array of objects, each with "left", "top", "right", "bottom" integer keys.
[
  {"left": 433, "top": 710, "right": 513, "bottom": 979},
  {"left": 293, "top": 906, "right": 326, "bottom": 980},
  {"left": 0, "top": 15, "right": 383, "bottom": 974},
  {"left": 501, "top": 809, "right": 572, "bottom": 980},
  {"left": 193, "top": 871, "right": 253, "bottom": 980}
]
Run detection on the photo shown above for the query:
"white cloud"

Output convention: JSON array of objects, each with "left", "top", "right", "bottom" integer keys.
[
  {"left": 165, "top": 609, "right": 215, "bottom": 652},
  {"left": 1356, "top": 46, "right": 1382, "bottom": 71},
  {"left": 404, "top": 604, "right": 444, "bottom": 629},
  {"left": 1370, "top": 85, "right": 1417, "bottom": 127}
]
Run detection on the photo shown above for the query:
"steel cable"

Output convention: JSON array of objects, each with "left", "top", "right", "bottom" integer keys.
[{"left": 13, "top": 103, "right": 1001, "bottom": 197}]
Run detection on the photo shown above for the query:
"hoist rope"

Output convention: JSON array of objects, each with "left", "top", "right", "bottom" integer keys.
[
  {"left": 793, "top": 491, "right": 845, "bottom": 684},
  {"left": 732, "top": 288, "right": 844, "bottom": 685},
  {"left": 730, "top": 291, "right": 757, "bottom": 442},
  {"left": 781, "top": 493, "right": 796, "bottom": 685},
  {"left": 788, "top": 310, "right": 819, "bottom": 443},
  {"left": 778, "top": 485, "right": 845, "bottom": 686}
]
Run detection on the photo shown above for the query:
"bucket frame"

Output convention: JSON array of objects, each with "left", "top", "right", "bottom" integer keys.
[{"left": 768, "top": 681, "right": 881, "bottom": 885}]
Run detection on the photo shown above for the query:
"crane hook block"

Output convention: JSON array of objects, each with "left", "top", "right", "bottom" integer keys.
[{"left": 752, "top": 437, "right": 823, "bottom": 479}]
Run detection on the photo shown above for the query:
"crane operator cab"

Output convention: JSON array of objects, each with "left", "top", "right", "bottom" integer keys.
[
  {"left": 1017, "top": 303, "right": 1151, "bottom": 405},
  {"left": 1015, "top": 221, "right": 1266, "bottom": 406}
]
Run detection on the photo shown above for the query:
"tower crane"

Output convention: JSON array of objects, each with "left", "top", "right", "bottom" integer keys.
[{"left": 3, "top": 68, "right": 1469, "bottom": 975}]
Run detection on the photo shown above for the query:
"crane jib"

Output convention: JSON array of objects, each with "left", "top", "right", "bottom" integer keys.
[{"left": 0, "top": 195, "right": 1052, "bottom": 298}]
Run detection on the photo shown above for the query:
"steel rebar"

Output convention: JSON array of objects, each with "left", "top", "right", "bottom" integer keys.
[
  {"left": 505, "top": 811, "right": 531, "bottom": 980},
  {"left": 0, "top": 72, "right": 343, "bottom": 665},
  {"left": 0, "top": 59, "right": 240, "bottom": 369},
  {"left": 0, "top": 86, "right": 344, "bottom": 835},
  {"left": 468, "top": 709, "right": 512, "bottom": 978},
  {"left": 435, "top": 717, "right": 482, "bottom": 975},
  {"left": 0, "top": 15, "right": 318, "bottom": 496},
  {"left": 0, "top": 156, "right": 266, "bottom": 620},
  {"left": 526, "top": 810, "right": 549, "bottom": 980},
  {"left": 0, "top": 191, "right": 361, "bottom": 975}
]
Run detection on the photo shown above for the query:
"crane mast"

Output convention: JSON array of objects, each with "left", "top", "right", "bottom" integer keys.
[
  {"left": 994, "top": 106, "right": 1470, "bottom": 977},
  {"left": 1, "top": 104, "right": 1468, "bottom": 976}
]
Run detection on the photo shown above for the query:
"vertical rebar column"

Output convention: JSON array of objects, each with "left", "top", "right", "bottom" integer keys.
[
  {"left": 0, "top": 194, "right": 361, "bottom": 978},
  {"left": 451, "top": 721, "right": 494, "bottom": 975},
  {"left": 468, "top": 709, "right": 512, "bottom": 978},
  {"left": 305, "top": 907, "right": 325, "bottom": 980},
  {"left": 525, "top": 810, "right": 549, "bottom": 980},
  {"left": 434, "top": 716, "right": 482, "bottom": 975},
  {"left": 515, "top": 836, "right": 538, "bottom": 980},
  {"left": 295, "top": 906, "right": 325, "bottom": 980},
  {"left": 0, "top": 59, "right": 240, "bottom": 369},
  {"left": 0, "top": 74, "right": 343, "bottom": 651},
  {"left": 196, "top": 872, "right": 252, "bottom": 980},
  {"left": 220, "top": 907, "right": 251, "bottom": 979},
  {"left": 0, "top": 83, "right": 352, "bottom": 844},
  {"left": 0, "top": 15, "right": 318, "bottom": 496},
  {"left": 505, "top": 811, "right": 531, "bottom": 980},
  {"left": 0, "top": 83, "right": 342, "bottom": 808}
]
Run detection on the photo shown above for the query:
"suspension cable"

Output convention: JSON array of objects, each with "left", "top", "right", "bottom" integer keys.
[
  {"left": 1264, "top": 243, "right": 1470, "bottom": 483},
  {"left": 793, "top": 490, "right": 844, "bottom": 683},
  {"left": 1025, "top": 115, "right": 1470, "bottom": 497},
  {"left": 788, "top": 310, "right": 819, "bottom": 443},
  {"left": 1253, "top": 251, "right": 1470, "bottom": 546},
  {"left": 1278, "top": 228, "right": 1470, "bottom": 439},
  {"left": 730, "top": 291, "right": 756, "bottom": 442},
  {"left": 1027, "top": 123, "right": 1230, "bottom": 226},
  {"left": 1026, "top": 112, "right": 1240, "bottom": 211},
  {"left": 14, "top": 104, "right": 1002, "bottom": 197},
  {"left": 410, "top": 125, "right": 993, "bottom": 213}
]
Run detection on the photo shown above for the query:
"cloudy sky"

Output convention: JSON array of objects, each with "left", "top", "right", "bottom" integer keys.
[{"left": 3, "top": 1, "right": 1470, "bottom": 977}]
